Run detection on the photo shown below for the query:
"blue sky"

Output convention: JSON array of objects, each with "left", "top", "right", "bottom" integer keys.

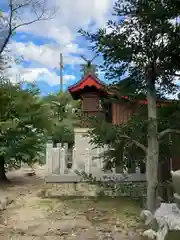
[{"left": 1, "top": 0, "right": 115, "bottom": 94}]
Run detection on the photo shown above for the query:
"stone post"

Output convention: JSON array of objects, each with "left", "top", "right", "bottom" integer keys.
[
  {"left": 97, "top": 147, "right": 104, "bottom": 173},
  {"left": 85, "top": 148, "right": 91, "bottom": 174},
  {"left": 57, "top": 143, "right": 62, "bottom": 174},
  {"left": 60, "top": 147, "right": 65, "bottom": 174},
  {"left": 52, "top": 147, "right": 60, "bottom": 174},
  {"left": 72, "top": 147, "right": 77, "bottom": 172},
  {"left": 46, "top": 143, "right": 53, "bottom": 175}
]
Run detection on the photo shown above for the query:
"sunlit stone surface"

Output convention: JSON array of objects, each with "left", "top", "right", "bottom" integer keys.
[
  {"left": 141, "top": 170, "right": 180, "bottom": 240},
  {"left": 172, "top": 170, "right": 180, "bottom": 208}
]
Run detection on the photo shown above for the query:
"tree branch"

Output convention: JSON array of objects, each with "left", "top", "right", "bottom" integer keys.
[
  {"left": 158, "top": 129, "right": 180, "bottom": 140},
  {"left": 0, "top": 0, "right": 56, "bottom": 56},
  {"left": 12, "top": 0, "right": 34, "bottom": 12},
  {"left": 118, "top": 135, "right": 147, "bottom": 153},
  {"left": 164, "top": 71, "right": 180, "bottom": 77},
  {"left": 12, "top": 14, "right": 54, "bottom": 31},
  {"left": 0, "top": 0, "right": 13, "bottom": 56}
]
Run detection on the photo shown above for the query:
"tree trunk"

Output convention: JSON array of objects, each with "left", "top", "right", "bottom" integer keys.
[
  {"left": 0, "top": 156, "right": 9, "bottom": 183},
  {"left": 146, "top": 75, "right": 159, "bottom": 213}
]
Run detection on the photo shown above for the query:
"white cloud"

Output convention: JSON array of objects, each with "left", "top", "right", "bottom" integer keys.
[
  {"left": 7, "top": 66, "right": 76, "bottom": 86},
  {"left": 9, "top": 41, "right": 85, "bottom": 69},
  {"left": 8, "top": 0, "right": 114, "bottom": 69},
  {"left": 18, "top": 0, "right": 114, "bottom": 44},
  {"left": 5, "top": 0, "right": 114, "bottom": 85},
  {"left": 9, "top": 0, "right": 114, "bottom": 68},
  {"left": 63, "top": 74, "right": 75, "bottom": 81}
]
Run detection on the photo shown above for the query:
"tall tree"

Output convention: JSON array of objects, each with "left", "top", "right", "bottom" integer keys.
[
  {"left": 0, "top": 0, "right": 56, "bottom": 56},
  {"left": 0, "top": 80, "right": 51, "bottom": 182},
  {"left": 80, "top": 0, "right": 180, "bottom": 212}
]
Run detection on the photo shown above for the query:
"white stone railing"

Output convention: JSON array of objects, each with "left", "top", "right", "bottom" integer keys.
[{"left": 45, "top": 143, "right": 146, "bottom": 182}]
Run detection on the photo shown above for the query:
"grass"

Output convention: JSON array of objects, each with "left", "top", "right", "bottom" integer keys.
[
  {"left": 62, "top": 196, "right": 145, "bottom": 238},
  {"left": 36, "top": 196, "right": 142, "bottom": 229}
]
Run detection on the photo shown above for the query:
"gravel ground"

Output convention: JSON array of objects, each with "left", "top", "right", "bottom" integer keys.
[{"left": 0, "top": 166, "right": 145, "bottom": 239}]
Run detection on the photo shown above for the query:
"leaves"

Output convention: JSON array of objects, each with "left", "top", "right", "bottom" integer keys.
[
  {"left": 80, "top": 0, "right": 180, "bottom": 95},
  {"left": 0, "top": 80, "right": 51, "bottom": 168},
  {"left": 41, "top": 91, "right": 81, "bottom": 145},
  {"left": 79, "top": 0, "right": 180, "bottom": 160}
]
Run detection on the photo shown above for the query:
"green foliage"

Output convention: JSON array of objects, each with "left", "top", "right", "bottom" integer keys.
[
  {"left": 88, "top": 113, "right": 146, "bottom": 170},
  {"left": 79, "top": 1, "right": 180, "bottom": 211},
  {"left": 80, "top": 0, "right": 180, "bottom": 94},
  {"left": 76, "top": 169, "right": 146, "bottom": 201},
  {"left": 0, "top": 80, "right": 51, "bottom": 169},
  {"left": 80, "top": 0, "right": 180, "bottom": 167},
  {"left": 42, "top": 91, "right": 80, "bottom": 145},
  {"left": 0, "top": 79, "right": 80, "bottom": 175},
  {"left": 52, "top": 123, "right": 74, "bottom": 145},
  {"left": 89, "top": 101, "right": 180, "bottom": 170}
]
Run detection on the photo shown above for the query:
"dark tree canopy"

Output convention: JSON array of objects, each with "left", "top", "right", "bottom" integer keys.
[
  {"left": 80, "top": 0, "right": 180, "bottom": 212},
  {"left": 80, "top": 0, "right": 180, "bottom": 95}
]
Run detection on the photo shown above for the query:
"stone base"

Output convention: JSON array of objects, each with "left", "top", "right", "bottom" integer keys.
[
  {"left": 43, "top": 183, "right": 130, "bottom": 198},
  {"left": 142, "top": 203, "right": 180, "bottom": 240},
  {"left": 42, "top": 183, "right": 100, "bottom": 197}
]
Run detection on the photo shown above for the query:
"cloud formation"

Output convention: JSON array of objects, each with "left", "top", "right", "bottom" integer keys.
[{"left": 6, "top": 0, "right": 114, "bottom": 86}]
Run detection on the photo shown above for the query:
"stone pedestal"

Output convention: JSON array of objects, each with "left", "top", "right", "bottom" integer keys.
[
  {"left": 73, "top": 128, "right": 90, "bottom": 172},
  {"left": 73, "top": 128, "right": 102, "bottom": 173},
  {"left": 74, "top": 128, "right": 91, "bottom": 150},
  {"left": 154, "top": 203, "right": 180, "bottom": 240},
  {"left": 142, "top": 170, "right": 180, "bottom": 239}
]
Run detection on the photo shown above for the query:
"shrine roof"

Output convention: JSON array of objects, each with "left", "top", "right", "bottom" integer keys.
[
  {"left": 68, "top": 73, "right": 106, "bottom": 98},
  {"left": 68, "top": 73, "right": 179, "bottom": 104},
  {"left": 119, "top": 96, "right": 178, "bottom": 106}
]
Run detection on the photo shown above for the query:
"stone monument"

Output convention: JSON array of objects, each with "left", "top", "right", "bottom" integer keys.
[
  {"left": 141, "top": 170, "right": 180, "bottom": 240},
  {"left": 172, "top": 169, "right": 180, "bottom": 208}
]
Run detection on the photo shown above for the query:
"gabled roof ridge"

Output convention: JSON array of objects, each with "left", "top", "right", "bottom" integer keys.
[{"left": 68, "top": 73, "right": 105, "bottom": 91}]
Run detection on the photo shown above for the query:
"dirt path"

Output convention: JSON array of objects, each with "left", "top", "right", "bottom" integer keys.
[{"left": 0, "top": 167, "right": 144, "bottom": 240}]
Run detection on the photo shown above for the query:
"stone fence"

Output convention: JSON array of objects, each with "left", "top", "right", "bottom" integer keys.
[{"left": 45, "top": 143, "right": 146, "bottom": 183}]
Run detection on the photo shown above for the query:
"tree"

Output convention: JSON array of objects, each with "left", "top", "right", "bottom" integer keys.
[
  {"left": 0, "top": 0, "right": 56, "bottom": 56},
  {"left": 0, "top": 79, "right": 52, "bottom": 182},
  {"left": 42, "top": 92, "right": 80, "bottom": 145},
  {"left": 80, "top": 0, "right": 180, "bottom": 212}
]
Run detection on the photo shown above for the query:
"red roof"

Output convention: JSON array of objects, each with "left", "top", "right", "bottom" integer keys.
[
  {"left": 120, "top": 97, "right": 176, "bottom": 106},
  {"left": 68, "top": 74, "right": 178, "bottom": 104},
  {"left": 68, "top": 73, "right": 105, "bottom": 95}
]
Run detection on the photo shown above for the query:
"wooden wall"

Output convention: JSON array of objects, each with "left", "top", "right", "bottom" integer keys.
[
  {"left": 82, "top": 92, "right": 100, "bottom": 111},
  {"left": 112, "top": 102, "right": 134, "bottom": 125},
  {"left": 81, "top": 92, "right": 105, "bottom": 127}
]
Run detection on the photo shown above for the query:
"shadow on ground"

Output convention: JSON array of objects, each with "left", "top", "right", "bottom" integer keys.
[{"left": 0, "top": 167, "right": 146, "bottom": 239}]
